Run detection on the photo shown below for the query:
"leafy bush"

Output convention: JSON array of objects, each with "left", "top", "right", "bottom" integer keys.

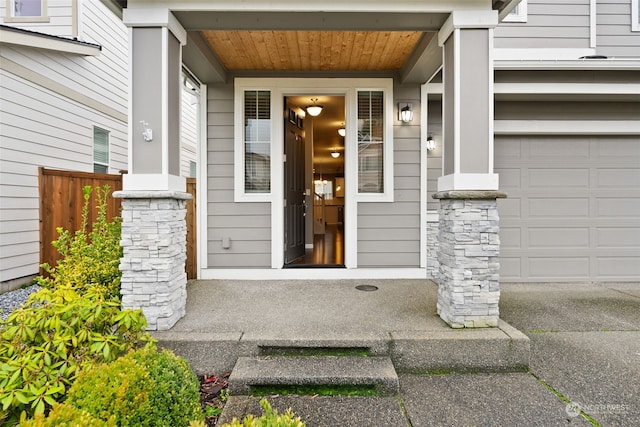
[
  {"left": 18, "top": 403, "right": 115, "bottom": 427},
  {"left": 37, "top": 185, "right": 122, "bottom": 300},
  {"left": 66, "top": 348, "right": 203, "bottom": 427},
  {"left": 0, "top": 286, "right": 154, "bottom": 425},
  {"left": 220, "top": 399, "right": 305, "bottom": 427}
]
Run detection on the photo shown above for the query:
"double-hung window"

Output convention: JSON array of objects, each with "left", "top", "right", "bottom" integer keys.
[
  {"left": 243, "top": 90, "right": 271, "bottom": 194},
  {"left": 7, "top": 0, "right": 47, "bottom": 20},
  {"left": 93, "top": 127, "right": 109, "bottom": 173},
  {"left": 357, "top": 90, "right": 385, "bottom": 195}
]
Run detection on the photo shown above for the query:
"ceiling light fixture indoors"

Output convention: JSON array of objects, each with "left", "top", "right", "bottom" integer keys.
[
  {"left": 338, "top": 123, "right": 346, "bottom": 137},
  {"left": 306, "top": 98, "right": 323, "bottom": 117},
  {"left": 331, "top": 150, "right": 341, "bottom": 158}
]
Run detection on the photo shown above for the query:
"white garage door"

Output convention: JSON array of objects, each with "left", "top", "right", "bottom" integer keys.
[{"left": 495, "top": 135, "right": 640, "bottom": 282}]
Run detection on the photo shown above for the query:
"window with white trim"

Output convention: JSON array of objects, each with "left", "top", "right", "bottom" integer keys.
[
  {"left": 357, "top": 90, "right": 385, "bottom": 194},
  {"left": 189, "top": 161, "right": 197, "bottom": 178},
  {"left": 243, "top": 90, "right": 271, "bottom": 193},
  {"left": 632, "top": 0, "right": 640, "bottom": 31},
  {"left": 9, "top": 0, "right": 45, "bottom": 18},
  {"left": 93, "top": 127, "right": 109, "bottom": 173},
  {"left": 503, "top": 0, "right": 527, "bottom": 23}
]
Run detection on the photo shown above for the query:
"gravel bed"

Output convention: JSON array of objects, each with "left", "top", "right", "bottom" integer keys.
[{"left": 0, "top": 284, "right": 41, "bottom": 321}]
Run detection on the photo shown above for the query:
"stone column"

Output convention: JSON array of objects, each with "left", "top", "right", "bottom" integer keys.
[
  {"left": 434, "top": 11, "right": 504, "bottom": 328},
  {"left": 115, "top": 191, "right": 192, "bottom": 330},
  {"left": 434, "top": 191, "right": 506, "bottom": 328},
  {"left": 117, "top": 9, "right": 189, "bottom": 330}
]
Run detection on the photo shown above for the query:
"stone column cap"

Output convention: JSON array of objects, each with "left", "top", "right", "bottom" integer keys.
[
  {"left": 433, "top": 190, "right": 507, "bottom": 200},
  {"left": 113, "top": 190, "right": 193, "bottom": 200}
]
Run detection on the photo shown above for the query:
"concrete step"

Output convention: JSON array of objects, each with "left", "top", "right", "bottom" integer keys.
[{"left": 228, "top": 356, "right": 399, "bottom": 396}]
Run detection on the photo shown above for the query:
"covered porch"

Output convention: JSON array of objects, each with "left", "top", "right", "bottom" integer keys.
[{"left": 113, "top": 0, "right": 522, "bottom": 331}]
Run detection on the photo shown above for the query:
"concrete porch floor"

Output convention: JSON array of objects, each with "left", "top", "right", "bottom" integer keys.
[{"left": 152, "top": 279, "right": 529, "bottom": 374}]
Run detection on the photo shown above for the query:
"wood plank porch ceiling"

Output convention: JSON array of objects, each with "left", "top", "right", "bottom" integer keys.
[{"left": 200, "top": 30, "right": 426, "bottom": 71}]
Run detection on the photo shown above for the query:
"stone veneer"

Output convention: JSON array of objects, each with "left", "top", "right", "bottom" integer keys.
[
  {"left": 426, "top": 214, "right": 440, "bottom": 282},
  {"left": 433, "top": 190, "right": 507, "bottom": 328},
  {"left": 114, "top": 191, "right": 192, "bottom": 331}
]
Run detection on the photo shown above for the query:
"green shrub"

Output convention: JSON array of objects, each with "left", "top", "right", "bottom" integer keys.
[
  {"left": 18, "top": 403, "right": 115, "bottom": 427},
  {"left": 66, "top": 348, "right": 203, "bottom": 427},
  {"left": 0, "top": 286, "right": 154, "bottom": 424},
  {"left": 220, "top": 399, "right": 305, "bottom": 427},
  {"left": 37, "top": 185, "right": 122, "bottom": 300}
]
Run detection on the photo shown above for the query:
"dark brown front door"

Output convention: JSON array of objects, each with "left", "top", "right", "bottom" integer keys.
[{"left": 284, "top": 100, "right": 306, "bottom": 264}]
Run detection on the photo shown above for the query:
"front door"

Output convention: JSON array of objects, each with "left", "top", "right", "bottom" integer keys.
[{"left": 283, "top": 101, "right": 306, "bottom": 264}]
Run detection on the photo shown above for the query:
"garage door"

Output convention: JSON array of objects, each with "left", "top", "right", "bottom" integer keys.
[{"left": 495, "top": 135, "right": 640, "bottom": 282}]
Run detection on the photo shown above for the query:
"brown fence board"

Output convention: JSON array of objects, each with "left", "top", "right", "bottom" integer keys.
[
  {"left": 39, "top": 168, "right": 197, "bottom": 279},
  {"left": 185, "top": 178, "right": 197, "bottom": 280}
]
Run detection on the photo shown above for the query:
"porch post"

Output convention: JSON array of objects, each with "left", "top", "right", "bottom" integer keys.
[
  {"left": 114, "top": 9, "right": 190, "bottom": 330},
  {"left": 435, "top": 11, "right": 505, "bottom": 328}
]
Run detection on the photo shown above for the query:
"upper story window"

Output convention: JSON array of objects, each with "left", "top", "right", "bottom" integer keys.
[
  {"left": 93, "top": 127, "right": 109, "bottom": 173},
  {"left": 503, "top": 0, "right": 527, "bottom": 23},
  {"left": 8, "top": 0, "right": 47, "bottom": 19},
  {"left": 632, "top": 0, "right": 640, "bottom": 31}
]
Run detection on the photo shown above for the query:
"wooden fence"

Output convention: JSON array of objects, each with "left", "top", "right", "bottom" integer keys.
[{"left": 39, "top": 168, "right": 197, "bottom": 279}]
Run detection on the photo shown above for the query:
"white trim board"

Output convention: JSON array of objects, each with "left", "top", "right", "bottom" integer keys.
[
  {"left": 0, "top": 27, "right": 100, "bottom": 56},
  {"left": 495, "top": 120, "right": 640, "bottom": 135},
  {"left": 493, "top": 48, "right": 596, "bottom": 61},
  {"left": 423, "top": 82, "right": 640, "bottom": 96},
  {"left": 200, "top": 268, "right": 428, "bottom": 280}
]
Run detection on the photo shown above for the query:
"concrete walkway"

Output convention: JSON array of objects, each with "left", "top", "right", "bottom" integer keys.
[{"left": 157, "top": 280, "right": 639, "bottom": 426}]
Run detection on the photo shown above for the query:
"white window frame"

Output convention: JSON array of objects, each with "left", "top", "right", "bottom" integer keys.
[
  {"left": 632, "top": 0, "right": 640, "bottom": 31},
  {"left": 502, "top": 0, "right": 527, "bottom": 23},
  {"left": 5, "top": 0, "right": 49, "bottom": 23},
  {"left": 93, "top": 126, "right": 110, "bottom": 173}
]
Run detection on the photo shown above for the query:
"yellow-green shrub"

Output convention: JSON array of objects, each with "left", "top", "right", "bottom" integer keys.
[
  {"left": 66, "top": 348, "right": 203, "bottom": 427},
  {"left": 220, "top": 399, "right": 305, "bottom": 427},
  {"left": 0, "top": 286, "right": 154, "bottom": 425},
  {"left": 18, "top": 403, "right": 115, "bottom": 427},
  {"left": 37, "top": 185, "right": 122, "bottom": 300}
]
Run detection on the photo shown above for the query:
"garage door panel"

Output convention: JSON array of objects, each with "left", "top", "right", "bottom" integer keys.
[
  {"left": 497, "top": 198, "right": 521, "bottom": 218},
  {"left": 596, "top": 169, "right": 640, "bottom": 188},
  {"left": 593, "top": 139, "right": 640, "bottom": 159},
  {"left": 529, "top": 168, "right": 589, "bottom": 188},
  {"left": 529, "top": 138, "right": 589, "bottom": 160},
  {"left": 499, "top": 168, "right": 521, "bottom": 189},
  {"left": 529, "top": 257, "right": 591, "bottom": 280},
  {"left": 500, "top": 227, "right": 521, "bottom": 248},
  {"left": 596, "top": 228, "right": 640, "bottom": 247},
  {"left": 499, "top": 257, "right": 522, "bottom": 279},
  {"left": 528, "top": 198, "right": 589, "bottom": 218},
  {"left": 528, "top": 227, "right": 590, "bottom": 249},
  {"left": 597, "top": 257, "right": 640, "bottom": 279},
  {"left": 596, "top": 198, "right": 640, "bottom": 218}
]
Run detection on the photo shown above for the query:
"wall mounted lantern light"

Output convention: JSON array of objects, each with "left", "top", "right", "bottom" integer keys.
[
  {"left": 426, "top": 135, "right": 436, "bottom": 151},
  {"left": 140, "top": 120, "right": 153, "bottom": 142},
  {"left": 306, "top": 98, "right": 323, "bottom": 117},
  {"left": 399, "top": 103, "right": 413, "bottom": 123}
]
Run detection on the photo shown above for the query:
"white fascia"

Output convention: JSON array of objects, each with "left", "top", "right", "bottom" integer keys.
[
  {"left": 0, "top": 27, "right": 101, "bottom": 56},
  {"left": 493, "top": 48, "right": 596, "bottom": 61}
]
